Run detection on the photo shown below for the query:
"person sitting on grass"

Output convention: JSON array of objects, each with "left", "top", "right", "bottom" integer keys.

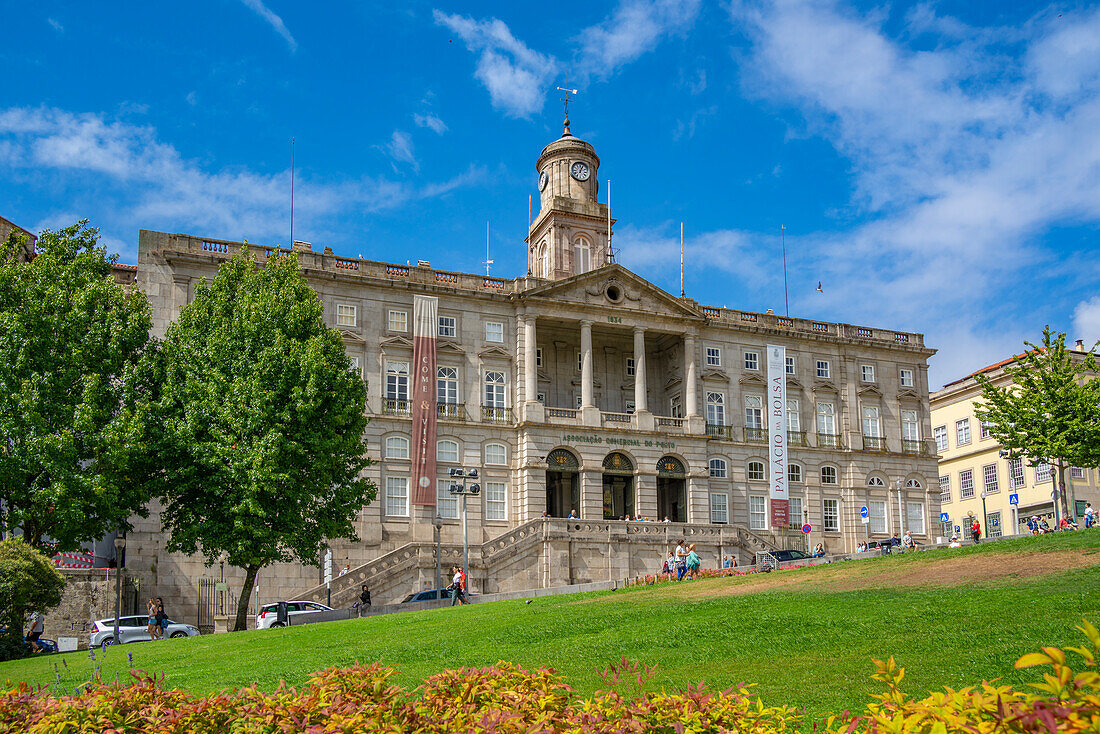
[{"left": 1038, "top": 517, "right": 1052, "bottom": 533}]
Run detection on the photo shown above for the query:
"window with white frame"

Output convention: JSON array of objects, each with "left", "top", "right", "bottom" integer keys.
[
  {"left": 744, "top": 394, "right": 763, "bottom": 429},
  {"left": 987, "top": 510, "right": 1002, "bottom": 538},
  {"left": 1008, "top": 458, "right": 1025, "bottom": 489},
  {"left": 933, "top": 425, "right": 948, "bottom": 453},
  {"left": 787, "top": 399, "right": 800, "bottom": 432},
  {"left": 867, "top": 476, "right": 886, "bottom": 487},
  {"left": 821, "top": 466, "right": 838, "bottom": 484},
  {"left": 574, "top": 238, "right": 591, "bottom": 274},
  {"left": 744, "top": 351, "right": 759, "bottom": 370},
  {"left": 669, "top": 395, "right": 682, "bottom": 418},
  {"left": 709, "top": 458, "right": 728, "bottom": 478},
  {"left": 1071, "top": 466, "right": 1086, "bottom": 480},
  {"left": 385, "top": 476, "right": 409, "bottom": 517},
  {"left": 438, "top": 316, "right": 457, "bottom": 338},
  {"left": 980, "top": 420, "right": 993, "bottom": 439},
  {"left": 437, "top": 439, "right": 459, "bottom": 463},
  {"left": 816, "top": 359, "right": 831, "bottom": 378},
  {"left": 901, "top": 410, "right": 919, "bottom": 442},
  {"left": 485, "top": 321, "right": 504, "bottom": 343},
  {"left": 788, "top": 463, "right": 803, "bottom": 483},
  {"left": 625, "top": 357, "right": 635, "bottom": 376},
  {"left": 1035, "top": 462, "right": 1051, "bottom": 483},
  {"left": 749, "top": 495, "right": 766, "bottom": 529},
  {"left": 484, "top": 443, "right": 507, "bottom": 466},
  {"left": 956, "top": 418, "right": 971, "bottom": 446},
  {"left": 899, "top": 368, "right": 914, "bottom": 387},
  {"left": 535, "top": 348, "right": 543, "bottom": 367},
  {"left": 861, "top": 364, "right": 875, "bottom": 382},
  {"left": 388, "top": 310, "right": 407, "bottom": 332},
  {"left": 907, "top": 502, "right": 925, "bottom": 534},
  {"left": 823, "top": 499, "right": 839, "bottom": 532},
  {"left": 485, "top": 481, "right": 507, "bottom": 521},
  {"left": 959, "top": 469, "right": 975, "bottom": 499},
  {"left": 706, "top": 347, "right": 722, "bottom": 367},
  {"left": 349, "top": 356, "right": 362, "bottom": 378},
  {"left": 869, "top": 501, "right": 887, "bottom": 534},
  {"left": 785, "top": 356, "right": 796, "bottom": 375},
  {"left": 747, "top": 460, "right": 765, "bottom": 481},
  {"left": 437, "top": 366, "right": 458, "bottom": 404},
  {"left": 938, "top": 475, "right": 951, "bottom": 503},
  {"left": 706, "top": 392, "right": 725, "bottom": 426},
  {"left": 385, "top": 361, "right": 409, "bottom": 400},
  {"left": 816, "top": 402, "right": 836, "bottom": 435},
  {"left": 336, "top": 304, "right": 357, "bottom": 327},
  {"left": 906, "top": 478, "right": 922, "bottom": 489},
  {"left": 982, "top": 463, "right": 999, "bottom": 494},
  {"left": 861, "top": 406, "right": 881, "bottom": 437},
  {"left": 789, "top": 496, "right": 803, "bottom": 526},
  {"left": 710, "top": 493, "right": 729, "bottom": 524},
  {"left": 385, "top": 436, "right": 409, "bottom": 459},
  {"left": 484, "top": 371, "right": 506, "bottom": 408},
  {"left": 436, "top": 478, "right": 458, "bottom": 519}
]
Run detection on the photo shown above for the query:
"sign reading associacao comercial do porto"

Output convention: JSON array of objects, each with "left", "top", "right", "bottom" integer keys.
[{"left": 767, "top": 344, "right": 789, "bottom": 528}]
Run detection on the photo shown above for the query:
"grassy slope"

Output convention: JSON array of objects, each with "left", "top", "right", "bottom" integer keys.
[{"left": 3, "top": 532, "right": 1099, "bottom": 717}]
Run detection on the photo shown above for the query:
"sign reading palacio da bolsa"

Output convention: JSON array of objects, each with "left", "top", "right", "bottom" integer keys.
[{"left": 561, "top": 433, "right": 676, "bottom": 449}]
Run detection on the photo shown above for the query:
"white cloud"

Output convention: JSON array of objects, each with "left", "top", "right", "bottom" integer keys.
[
  {"left": 47, "top": 18, "right": 63, "bottom": 33},
  {"left": 386, "top": 130, "right": 417, "bottom": 170},
  {"left": 433, "top": 10, "right": 557, "bottom": 118},
  {"left": 413, "top": 113, "right": 448, "bottom": 135},
  {"left": 239, "top": 0, "right": 297, "bottom": 52},
  {"left": 575, "top": 0, "right": 701, "bottom": 78},
  {"left": 185, "top": 91, "right": 197, "bottom": 106},
  {"left": 1073, "top": 297, "right": 1100, "bottom": 347}
]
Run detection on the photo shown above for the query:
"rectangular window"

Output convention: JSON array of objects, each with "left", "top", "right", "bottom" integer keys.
[
  {"left": 484, "top": 370, "right": 506, "bottom": 408},
  {"left": 706, "top": 392, "right": 725, "bottom": 426},
  {"left": 1009, "top": 458, "right": 1025, "bottom": 489},
  {"left": 706, "top": 347, "right": 722, "bottom": 367},
  {"left": 823, "top": 499, "right": 839, "bottom": 532},
  {"left": 709, "top": 459, "right": 727, "bottom": 478},
  {"left": 906, "top": 502, "right": 925, "bottom": 535},
  {"left": 669, "top": 395, "right": 682, "bottom": 418},
  {"left": 987, "top": 510, "right": 1002, "bottom": 538},
  {"left": 485, "top": 321, "right": 504, "bottom": 343},
  {"left": 785, "top": 356, "right": 796, "bottom": 375},
  {"left": 484, "top": 444, "right": 507, "bottom": 465},
  {"left": 788, "top": 496, "right": 803, "bottom": 527},
  {"left": 749, "top": 496, "right": 766, "bottom": 530},
  {"left": 625, "top": 400, "right": 636, "bottom": 413},
  {"left": 385, "top": 476, "right": 409, "bottom": 517},
  {"left": 436, "top": 478, "right": 458, "bottom": 519},
  {"left": 861, "top": 364, "right": 875, "bottom": 382},
  {"left": 710, "top": 493, "right": 729, "bottom": 524},
  {"left": 956, "top": 418, "right": 971, "bottom": 446},
  {"left": 744, "top": 394, "right": 763, "bottom": 429},
  {"left": 535, "top": 348, "right": 543, "bottom": 367},
  {"left": 536, "top": 392, "right": 546, "bottom": 404},
  {"left": 385, "top": 361, "right": 409, "bottom": 400},
  {"left": 485, "top": 481, "right": 507, "bottom": 521},
  {"left": 1036, "top": 463, "right": 1051, "bottom": 483},
  {"left": 744, "top": 351, "right": 759, "bottom": 370},
  {"left": 901, "top": 410, "right": 919, "bottom": 442},
  {"left": 816, "top": 402, "right": 836, "bottom": 435},
  {"left": 899, "top": 368, "right": 914, "bottom": 387},
  {"left": 816, "top": 359, "right": 831, "bottom": 379},
  {"left": 982, "top": 463, "right": 999, "bottom": 494},
  {"left": 437, "top": 366, "right": 458, "bottom": 404},
  {"left": 786, "top": 399, "right": 800, "bottom": 432},
  {"left": 336, "top": 304, "right": 357, "bottom": 327},
  {"left": 388, "top": 310, "right": 407, "bottom": 332},
  {"left": 959, "top": 469, "right": 975, "bottom": 499},
  {"left": 821, "top": 466, "right": 837, "bottom": 484},
  {"left": 933, "top": 425, "right": 948, "bottom": 453},
  {"left": 349, "top": 356, "right": 362, "bottom": 378},
  {"left": 1071, "top": 466, "right": 1086, "bottom": 480},
  {"left": 437, "top": 440, "right": 459, "bottom": 463},
  {"left": 577, "top": 351, "right": 583, "bottom": 372},
  {"left": 939, "top": 475, "right": 951, "bottom": 503},
  {"left": 861, "top": 406, "right": 881, "bottom": 438},
  {"left": 625, "top": 357, "right": 635, "bottom": 376},
  {"left": 869, "top": 500, "right": 887, "bottom": 534},
  {"left": 438, "top": 316, "right": 456, "bottom": 338},
  {"left": 980, "top": 420, "right": 993, "bottom": 439}
]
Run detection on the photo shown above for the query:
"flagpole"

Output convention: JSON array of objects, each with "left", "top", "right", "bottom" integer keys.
[
  {"left": 607, "top": 179, "right": 612, "bottom": 264},
  {"left": 290, "top": 138, "right": 295, "bottom": 248},
  {"left": 680, "top": 222, "right": 685, "bottom": 297},
  {"left": 781, "top": 224, "right": 789, "bottom": 317}
]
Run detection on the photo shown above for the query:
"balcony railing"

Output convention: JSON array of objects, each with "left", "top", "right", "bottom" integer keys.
[
  {"left": 788, "top": 431, "right": 808, "bottom": 447},
  {"left": 602, "top": 412, "right": 633, "bottom": 425},
  {"left": 382, "top": 398, "right": 410, "bottom": 417},
  {"left": 706, "top": 424, "right": 733, "bottom": 441},
  {"left": 481, "top": 406, "right": 513, "bottom": 424},
  {"left": 656, "top": 416, "right": 685, "bottom": 429},
  {"left": 744, "top": 427, "right": 767, "bottom": 443},
  {"left": 437, "top": 402, "right": 466, "bottom": 421},
  {"left": 546, "top": 407, "right": 577, "bottom": 419},
  {"left": 863, "top": 435, "right": 888, "bottom": 452},
  {"left": 817, "top": 433, "right": 843, "bottom": 449},
  {"left": 902, "top": 438, "right": 926, "bottom": 455}
]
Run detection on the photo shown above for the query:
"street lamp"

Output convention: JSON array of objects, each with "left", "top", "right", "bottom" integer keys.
[
  {"left": 980, "top": 490, "right": 989, "bottom": 538},
  {"left": 112, "top": 533, "right": 126, "bottom": 644},
  {"left": 433, "top": 515, "right": 443, "bottom": 599},
  {"left": 449, "top": 467, "right": 481, "bottom": 586},
  {"left": 894, "top": 478, "right": 906, "bottom": 536}
]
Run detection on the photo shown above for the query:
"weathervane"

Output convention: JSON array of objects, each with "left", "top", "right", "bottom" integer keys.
[{"left": 556, "top": 86, "right": 577, "bottom": 134}]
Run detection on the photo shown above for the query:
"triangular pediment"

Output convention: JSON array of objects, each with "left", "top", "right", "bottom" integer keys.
[
  {"left": 520, "top": 264, "right": 705, "bottom": 320},
  {"left": 379, "top": 335, "right": 413, "bottom": 350},
  {"left": 812, "top": 380, "right": 839, "bottom": 393},
  {"left": 478, "top": 345, "right": 513, "bottom": 360},
  {"left": 438, "top": 342, "right": 466, "bottom": 355},
  {"left": 739, "top": 372, "right": 767, "bottom": 386},
  {"left": 701, "top": 368, "right": 727, "bottom": 382},
  {"left": 340, "top": 329, "right": 366, "bottom": 344},
  {"left": 897, "top": 388, "right": 920, "bottom": 401},
  {"left": 857, "top": 384, "right": 884, "bottom": 397},
  {"left": 787, "top": 377, "right": 804, "bottom": 390}
]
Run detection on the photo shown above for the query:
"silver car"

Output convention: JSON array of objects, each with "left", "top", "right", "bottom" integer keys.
[{"left": 88, "top": 615, "right": 200, "bottom": 646}]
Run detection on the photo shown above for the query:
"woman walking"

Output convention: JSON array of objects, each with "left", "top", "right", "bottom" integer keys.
[
  {"left": 146, "top": 598, "right": 159, "bottom": 641},
  {"left": 685, "top": 544, "right": 700, "bottom": 580}
]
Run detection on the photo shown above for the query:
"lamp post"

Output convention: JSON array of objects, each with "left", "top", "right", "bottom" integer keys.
[
  {"left": 980, "top": 490, "right": 989, "bottom": 538},
  {"left": 894, "top": 478, "right": 905, "bottom": 536},
  {"left": 112, "top": 533, "right": 126, "bottom": 644},
  {"left": 433, "top": 515, "right": 443, "bottom": 599},
  {"left": 448, "top": 467, "right": 481, "bottom": 586}
]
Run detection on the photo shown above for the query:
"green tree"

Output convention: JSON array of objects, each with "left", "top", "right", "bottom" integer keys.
[
  {"left": 975, "top": 327, "right": 1100, "bottom": 521},
  {"left": 0, "top": 538, "right": 66, "bottom": 660},
  {"left": 0, "top": 221, "right": 153, "bottom": 551},
  {"left": 147, "top": 248, "right": 373, "bottom": 631}
]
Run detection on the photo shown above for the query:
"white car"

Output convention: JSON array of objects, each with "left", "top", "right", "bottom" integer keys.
[
  {"left": 255, "top": 601, "right": 334, "bottom": 629},
  {"left": 88, "top": 616, "right": 200, "bottom": 646}
]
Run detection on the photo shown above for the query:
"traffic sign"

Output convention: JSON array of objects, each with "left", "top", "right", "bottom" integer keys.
[
  {"left": 861, "top": 515, "right": 869, "bottom": 524},
  {"left": 860, "top": 506, "right": 869, "bottom": 519},
  {"left": 802, "top": 524, "right": 812, "bottom": 533},
  {"left": 1009, "top": 493, "right": 1019, "bottom": 506},
  {"left": 991, "top": 516, "right": 1000, "bottom": 527},
  {"left": 954, "top": 525, "right": 961, "bottom": 534},
  {"left": 940, "top": 512, "right": 950, "bottom": 523}
]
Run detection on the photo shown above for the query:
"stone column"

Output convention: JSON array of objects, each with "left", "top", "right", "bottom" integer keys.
[
  {"left": 684, "top": 334, "right": 698, "bottom": 416},
  {"left": 581, "top": 320, "right": 594, "bottom": 407},
  {"left": 524, "top": 316, "right": 538, "bottom": 400},
  {"left": 580, "top": 469, "right": 603, "bottom": 520},
  {"left": 633, "top": 327, "right": 648, "bottom": 412}
]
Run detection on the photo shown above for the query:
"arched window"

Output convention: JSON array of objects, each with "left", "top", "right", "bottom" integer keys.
[
  {"left": 437, "top": 439, "right": 459, "bottom": 463},
  {"left": 747, "top": 460, "right": 765, "bottom": 481},
  {"left": 821, "top": 465, "right": 838, "bottom": 484},
  {"left": 484, "top": 443, "right": 507, "bottom": 466},
  {"left": 656, "top": 456, "right": 685, "bottom": 478},
  {"left": 905, "top": 478, "right": 922, "bottom": 489},
  {"left": 709, "top": 458, "right": 728, "bottom": 478},
  {"left": 602, "top": 452, "right": 634, "bottom": 474},
  {"left": 547, "top": 449, "right": 580, "bottom": 471},
  {"left": 867, "top": 476, "right": 886, "bottom": 487},
  {"left": 538, "top": 242, "right": 549, "bottom": 278},
  {"left": 385, "top": 436, "right": 409, "bottom": 459},
  {"left": 574, "top": 236, "right": 591, "bottom": 274},
  {"left": 788, "top": 463, "right": 803, "bottom": 483}
]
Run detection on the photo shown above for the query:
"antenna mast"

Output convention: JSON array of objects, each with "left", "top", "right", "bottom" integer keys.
[
  {"left": 680, "top": 222, "right": 685, "bottom": 297},
  {"left": 483, "top": 220, "right": 494, "bottom": 276},
  {"left": 607, "top": 179, "right": 613, "bottom": 264},
  {"left": 290, "top": 137, "right": 295, "bottom": 248},
  {"left": 781, "top": 224, "right": 789, "bottom": 317}
]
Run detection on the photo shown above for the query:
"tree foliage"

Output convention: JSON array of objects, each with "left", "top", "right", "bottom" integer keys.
[
  {"left": 0, "top": 538, "right": 66, "bottom": 661},
  {"left": 146, "top": 249, "right": 373, "bottom": 630},
  {"left": 0, "top": 221, "right": 153, "bottom": 551},
  {"left": 975, "top": 327, "right": 1100, "bottom": 518}
]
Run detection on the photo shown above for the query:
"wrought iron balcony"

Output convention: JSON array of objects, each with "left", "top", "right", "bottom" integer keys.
[
  {"left": 706, "top": 423, "right": 733, "bottom": 441},
  {"left": 437, "top": 402, "right": 466, "bottom": 421},
  {"left": 816, "top": 433, "right": 843, "bottom": 449},
  {"left": 902, "top": 439, "right": 926, "bottom": 455},
  {"left": 744, "top": 427, "right": 767, "bottom": 443},
  {"left": 787, "top": 430, "right": 808, "bottom": 447},
  {"left": 381, "top": 398, "right": 410, "bottom": 417},
  {"left": 481, "top": 406, "right": 513, "bottom": 425},
  {"left": 863, "top": 435, "right": 888, "bottom": 452}
]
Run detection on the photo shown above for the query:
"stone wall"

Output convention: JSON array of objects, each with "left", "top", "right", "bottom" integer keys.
[{"left": 40, "top": 569, "right": 137, "bottom": 650}]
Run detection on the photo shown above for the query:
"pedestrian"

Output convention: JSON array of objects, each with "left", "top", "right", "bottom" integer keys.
[
  {"left": 902, "top": 531, "right": 916, "bottom": 551},
  {"left": 971, "top": 518, "right": 982, "bottom": 543},
  {"left": 448, "top": 565, "right": 467, "bottom": 606},
  {"left": 567, "top": 509, "right": 578, "bottom": 519},
  {"left": 146, "top": 598, "right": 159, "bottom": 640},
  {"left": 155, "top": 597, "right": 169, "bottom": 639},
  {"left": 355, "top": 584, "right": 371, "bottom": 616},
  {"left": 674, "top": 540, "right": 688, "bottom": 581},
  {"left": 685, "top": 544, "right": 700, "bottom": 580},
  {"left": 1085, "top": 503, "right": 1094, "bottom": 529},
  {"left": 25, "top": 611, "right": 44, "bottom": 653},
  {"left": 339, "top": 563, "right": 350, "bottom": 576}
]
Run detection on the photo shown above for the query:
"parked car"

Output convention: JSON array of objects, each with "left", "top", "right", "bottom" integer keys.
[
  {"left": 255, "top": 601, "right": 334, "bottom": 629},
  {"left": 400, "top": 588, "right": 476, "bottom": 603},
  {"left": 88, "top": 616, "right": 200, "bottom": 647}
]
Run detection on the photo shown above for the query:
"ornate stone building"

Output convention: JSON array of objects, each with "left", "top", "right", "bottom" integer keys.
[{"left": 126, "top": 123, "right": 940, "bottom": 622}]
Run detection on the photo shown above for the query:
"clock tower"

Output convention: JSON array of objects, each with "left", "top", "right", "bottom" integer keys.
[{"left": 528, "top": 116, "right": 611, "bottom": 280}]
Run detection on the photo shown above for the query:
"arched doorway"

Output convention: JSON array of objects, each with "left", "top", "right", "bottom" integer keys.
[
  {"left": 602, "top": 452, "right": 635, "bottom": 519},
  {"left": 657, "top": 456, "right": 687, "bottom": 522},
  {"left": 546, "top": 449, "right": 580, "bottom": 518}
]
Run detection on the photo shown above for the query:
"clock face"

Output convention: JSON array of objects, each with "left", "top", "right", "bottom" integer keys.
[
  {"left": 538, "top": 171, "right": 548, "bottom": 191},
  {"left": 570, "top": 161, "right": 591, "bottom": 181}
]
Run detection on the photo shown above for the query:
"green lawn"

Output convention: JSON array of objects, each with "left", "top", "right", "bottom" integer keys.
[{"left": 4, "top": 531, "right": 1099, "bottom": 718}]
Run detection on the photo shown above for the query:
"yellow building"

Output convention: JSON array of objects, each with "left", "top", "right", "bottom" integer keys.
[{"left": 930, "top": 345, "right": 1100, "bottom": 538}]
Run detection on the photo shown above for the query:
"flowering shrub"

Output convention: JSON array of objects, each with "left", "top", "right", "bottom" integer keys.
[{"left": 1, "top": 620, "right": 1097, "bottom": 732}]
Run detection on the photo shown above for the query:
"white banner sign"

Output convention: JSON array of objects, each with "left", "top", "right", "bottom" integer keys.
[{"left": 767, "top": 344, "right": 789, "bottom": 528}]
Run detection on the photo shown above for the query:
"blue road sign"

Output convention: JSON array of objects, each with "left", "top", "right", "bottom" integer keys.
[
  {"left": 802, "top": 524, "right": 812, "bottom": 534},
  {"left": 860, "top": 506, "right": 869, "bottom": 518},
  {"left": 1009, "top": 493, "right": 1019, "bottom": 505},
  {"left": 954, "top": 525, "right": 961, "bottom": 534},
  {"left": 940, "top": 512, "right": 950, "bottom": 523},
  {"left": 991, "top": 516, "right": 1000, "bottom": 527}
]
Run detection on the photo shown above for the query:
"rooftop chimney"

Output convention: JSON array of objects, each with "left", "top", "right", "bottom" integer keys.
[{"left": 1076, "top": 339, "right": 1085, "bottom": 351}]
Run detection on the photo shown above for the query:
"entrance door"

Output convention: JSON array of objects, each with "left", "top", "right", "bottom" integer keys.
[
  {"left": 546, "top": 471, "right": 579, "bottom": 517},
  {"left": 603, "top": 475, "right": 635, "bottom": 519},
  {"left": 657, "top": 477, "right": 686, "bottom": 522}
]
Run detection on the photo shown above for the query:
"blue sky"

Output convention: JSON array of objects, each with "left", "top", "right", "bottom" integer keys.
[{"left": 3, "top": 0, "right": 1100, "bottom": 388}]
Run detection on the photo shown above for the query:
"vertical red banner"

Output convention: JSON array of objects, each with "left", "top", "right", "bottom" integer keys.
[{"left": 410, "top": 295, "right": 438, "bottom": 506}]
